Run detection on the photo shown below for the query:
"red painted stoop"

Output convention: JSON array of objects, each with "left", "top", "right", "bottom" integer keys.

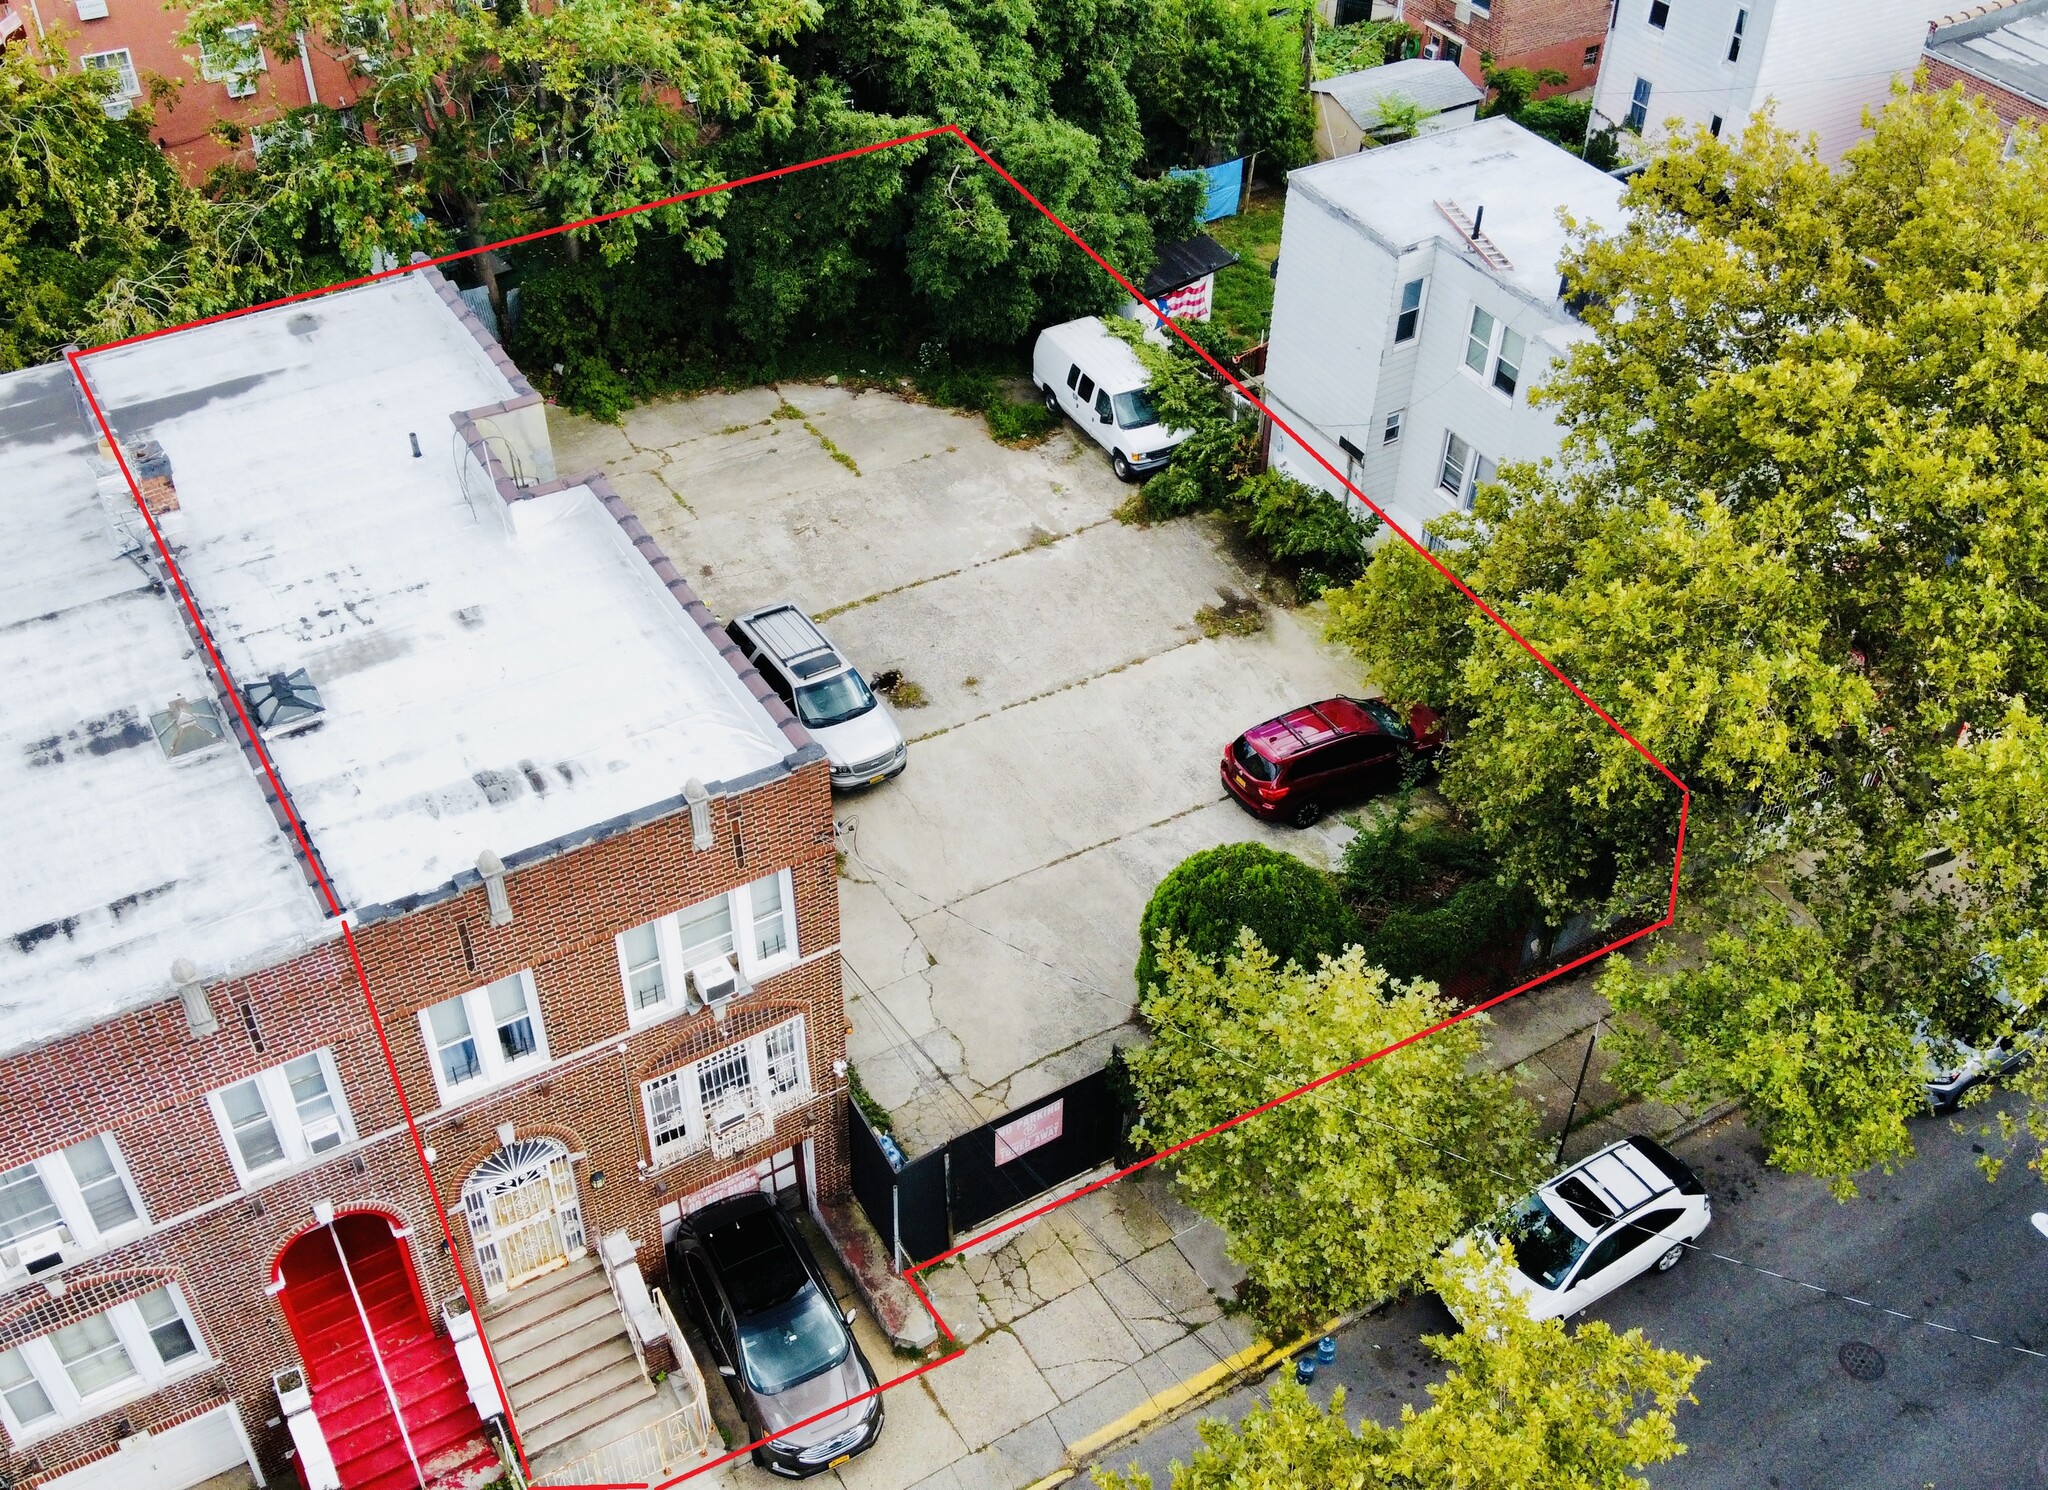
[{"left": 285, "top": 1221, "right": 499, "bottom": 1490}]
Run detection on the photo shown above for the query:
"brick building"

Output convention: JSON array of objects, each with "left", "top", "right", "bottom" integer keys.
[
  {"left": 1921, "top": 0, "right": 2048, "bottom": 133},
  {"left": 0, "top": 0, "right": 358, "bottom": 175},
  {"left": 0, "top": 268, "right": 851, "bottom": 1489},
  {"left": 1399, "top": 0, "right": 1612, "bottom": 99}
]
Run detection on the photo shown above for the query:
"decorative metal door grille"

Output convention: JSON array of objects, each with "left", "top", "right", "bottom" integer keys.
[{"left": 461, "top": 1139, "right": 584, "bottom": 1298}]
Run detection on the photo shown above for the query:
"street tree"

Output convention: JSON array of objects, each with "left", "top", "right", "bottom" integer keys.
[
  {"left": 1125, "top": 936, "right": 1542, "bottom": 1336},
  {"left": 1324, "top": 87, "right": 2048, "bottom": 1189},
  {"left": 1093, "top": 1250, "right": 1702, "bottom": 1490}
]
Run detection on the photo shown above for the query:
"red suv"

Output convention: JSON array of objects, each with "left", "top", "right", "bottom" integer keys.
[{"left": 1222, "top": 697, "right": 1443, "bottom": 827}]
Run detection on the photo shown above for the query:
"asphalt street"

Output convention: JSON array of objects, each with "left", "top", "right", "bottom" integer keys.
[{"left": 1086, "top": 1095, "right": 2048, "bottom": 1490}]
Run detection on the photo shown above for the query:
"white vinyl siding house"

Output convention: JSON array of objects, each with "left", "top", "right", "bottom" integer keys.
[
  {"left": 1262, "top": 118, "right": 1624, "bottom": 544},
  {"left": 1591, "top": 0, "right": 1939, "bottom": 163}
]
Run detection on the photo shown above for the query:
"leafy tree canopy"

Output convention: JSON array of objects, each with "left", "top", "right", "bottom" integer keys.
[
  {"left": 1094, "top": 1251, "right": 1701, "bottom": 1490},
  {"left": 1126, "top": 935, "right": 1541, "bottom": 1336},
  {"left": 1135, "top": 841, "right": 1356, "bottom": 995},
  {"left": 1324, "top": 87, "right": 2048, "bottom": 1189}
]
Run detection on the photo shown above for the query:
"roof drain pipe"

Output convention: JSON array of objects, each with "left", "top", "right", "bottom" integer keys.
[{"left": 685, "top": 778, "right": 714, "bottom": 851}]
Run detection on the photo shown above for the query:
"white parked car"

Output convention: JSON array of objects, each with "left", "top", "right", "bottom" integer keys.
[
  {"left": 1443, "top": 1135, "right": 1711, "bottom": 1325},
  {"left": 1031, "top": 316, "right": 1189, "bottom": 482},
  {"left": 726, "top": 602, "right": 907, "bottom": 791}
]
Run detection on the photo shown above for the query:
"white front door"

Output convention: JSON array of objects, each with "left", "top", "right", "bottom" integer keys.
[{"left": 462, "top": 1139, "right": 586, "bottom": 1299}]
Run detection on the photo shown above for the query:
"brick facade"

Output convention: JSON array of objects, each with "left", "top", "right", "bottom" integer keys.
[
  {"left": 0, "top": 754, "right": 848, "bottom": 1487},
  {"left": 1406, "top": 0, "right": 1612, "bottom": 97},
  {"left": 1920, "top": 55, "right": 2048, "bottom": 130}
]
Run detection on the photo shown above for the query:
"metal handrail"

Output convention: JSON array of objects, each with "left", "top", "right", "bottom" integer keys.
[{"left": 525, "top": 1400, "right": 716, "bottom": 1488}]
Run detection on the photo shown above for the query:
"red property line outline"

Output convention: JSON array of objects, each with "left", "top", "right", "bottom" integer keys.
[{"left": 62, "top": 120, "right": 1688, "bottom": 1490}]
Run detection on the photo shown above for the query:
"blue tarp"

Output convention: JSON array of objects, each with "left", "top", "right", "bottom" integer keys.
[{"left": 1171, "top": 158, "right": 1246, "bottom": 222}]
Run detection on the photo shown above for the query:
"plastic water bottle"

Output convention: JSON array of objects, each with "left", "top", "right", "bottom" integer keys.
[
  {"left": 1316, "top": 1335, "right": 1337, "bottom": 1365},
  {"left": 1294, "top": 1355, "right": 1317, "bottom": 1385},
  {"left": 877, "top": 1133, "right": 906, "bottom": 1172}
]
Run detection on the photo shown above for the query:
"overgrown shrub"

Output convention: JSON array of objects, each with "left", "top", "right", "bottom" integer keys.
[
  {"left": 1238, "top": 470, "right": 1376, "bottom": 596},
  {"left": 1364, "top": 877, "right": 1535, "bottom": 984},
  {"left": 1136, "top": 843, "right": 1357, "bottom": 998},
  {"left": 1341, "top": 804, "right": 1498, "bottom": 905},
  {"left": 1518, "top": 96, "right": 1593, "bottom": 153}
]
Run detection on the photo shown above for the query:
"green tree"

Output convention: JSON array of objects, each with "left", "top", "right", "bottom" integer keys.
[
  {"left": 1132, "top": 0, "right": 1314, "bottom": 168},
  {"left": 1324, "top": 88, "right": 2048, "bottom": 1188},
  {"left": 1135, "top": 842, "right": 1355, "bottom": 996},
  {"left": 1477, "top": 52, "right": 1566, "bottom": 120},
  {"left": 1126, "top": 937, "right": 1541, "bottom": 1335},
  {"left": 1094, "top": 1251, "right": 1701, "bottom": 1490},
  {"left": 0, "top": 35, "right": 280, "bottom": 366},
  {"left": 184, "top": 0, "right": 819, "bottom": 311}
]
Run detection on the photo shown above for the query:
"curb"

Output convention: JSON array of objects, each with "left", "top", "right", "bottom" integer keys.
[{"left": 1021, "top": 1313, "right": 1354, "bottom": 1488}]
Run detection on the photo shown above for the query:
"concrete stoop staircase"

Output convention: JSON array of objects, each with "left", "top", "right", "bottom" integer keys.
[{"left": 483, "top": 1256, "right": 673, "bottom": 1477}]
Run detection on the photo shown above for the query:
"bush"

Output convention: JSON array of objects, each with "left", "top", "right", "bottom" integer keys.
[
  {"left": 1340, "top": 805, "right": 1499, "bottom": 905},
  {"left": 1364, "top": 877, "right": 1534, "bottom": 983},
  {"left": 1518, "top": 96, "right": 1593, "bottom": 153},
  {"left": 1136, "top": 843, "right": 1357, "bottom": 998},
  {"left": 1239, "top": 470, "right": 1376, "bottom": 596}
]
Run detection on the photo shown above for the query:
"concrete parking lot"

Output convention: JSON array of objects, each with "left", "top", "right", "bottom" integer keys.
[{"left": 552, "top": 382, "right": 1366, "bottom": 1153}]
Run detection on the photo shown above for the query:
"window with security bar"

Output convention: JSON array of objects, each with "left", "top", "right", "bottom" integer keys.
[
  {"left": 698, "top": 1044, "right": 754, "bottom": 1116},
  {"left": 639, "top": 1017, "right": 806, "bottom": 1169}
]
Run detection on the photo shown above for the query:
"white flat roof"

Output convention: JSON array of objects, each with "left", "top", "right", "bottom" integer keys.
[
  {"left": 0, "top": 364, "right": 336, "bottom": 1056},
  {"left": 2, "top": 273, "right": 795, "bottom": 1052},
  {"left": 1288, "top": 116, "right": 1627, "bottom": 303}
]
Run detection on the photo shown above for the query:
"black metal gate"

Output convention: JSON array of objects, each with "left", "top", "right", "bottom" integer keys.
[{"left": 847, "top": 1065, "right": 1122, "bottom": 1268}]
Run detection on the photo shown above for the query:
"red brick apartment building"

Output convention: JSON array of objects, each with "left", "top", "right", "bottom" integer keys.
[
  {"left": 1920, "top": 0, "right": 2048, "bottom": 132},
  {"left": 1400, "top": 0, "right": 1612, "bottom": 96},
  {"left": 0, "top": 0, "right": 354, "bottom": 174},
  {"left": 0, "top": 268, "right": 851, "bottom": 1489}
]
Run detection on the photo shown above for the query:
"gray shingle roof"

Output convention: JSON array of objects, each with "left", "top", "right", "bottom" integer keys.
[{"left": 1311, "top": 59, "right": 1486, "bottom": 130}]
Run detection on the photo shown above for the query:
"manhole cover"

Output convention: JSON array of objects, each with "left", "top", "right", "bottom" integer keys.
[{"left": 1838, "top": 1341, "right": 1887, "bottom": 1381}]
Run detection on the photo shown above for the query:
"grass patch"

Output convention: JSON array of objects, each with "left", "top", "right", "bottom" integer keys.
[
  {"left": 1195, "top": 591, "right": 1266, "bottom": 638},
  {"left": 1208, "top": 186, "right": 1286, "bottom": 350},
  {"left": 771, "top": 400, "right": 804, "bottom": 420},
  {"left": 1112, "top": 490, "right": 1155, "bottom": 526}
]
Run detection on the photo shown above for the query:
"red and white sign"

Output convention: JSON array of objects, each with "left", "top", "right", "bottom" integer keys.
[{"left": 994, "top": 1100, "right": 1065, "bottom": 1165}]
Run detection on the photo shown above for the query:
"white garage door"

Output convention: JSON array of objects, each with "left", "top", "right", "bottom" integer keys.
[{"left": 44, "top": 1404, "right": 254, "bottom": 1490}]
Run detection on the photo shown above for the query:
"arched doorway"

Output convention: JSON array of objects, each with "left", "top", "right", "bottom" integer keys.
[
  {"left": 272, "top": 1212, "right": 491, "bottom": 1490},
  {"left": 461, "top": 1138, "right": 586, "bottom": 1300}
]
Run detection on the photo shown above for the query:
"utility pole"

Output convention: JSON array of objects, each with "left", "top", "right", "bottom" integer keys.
[{"left": 1300, "top": 1, "right": 1315, "bottom": 91}]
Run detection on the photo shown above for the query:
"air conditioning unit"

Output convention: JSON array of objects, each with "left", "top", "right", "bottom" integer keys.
[
  {"left": 386, "top": 143, "right": 417, "bottom": 165},
  {"left": 708, "top": 1098, "right": 756, "bottom": 1134},
  {"left": 303, "top": 1115, "right": 347, "bottom": 1154},
  {"left": 688, "top": 956, "right": 742, "bottom": 1007},
  {"left": 102, "top": 96, "right": 133, "bottom": 120},
  {"left": 2, "top": 1224, "right": 75, "bottom": 1278}
]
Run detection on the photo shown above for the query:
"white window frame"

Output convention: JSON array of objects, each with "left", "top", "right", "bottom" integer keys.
[
  {"left": 639, "top": 1016, "right": 811, "bottom": 1170},
  {"left": 1441, "top": 432, "right": 1494, "bottom": 506},
  {"left": 1647, "top": 0, "right": 1669, "bottom": 29},
  {"left": 0, "top": 1136, "right": 148, "bottom": 1282},
  {"left": 1726, "top": 8, "right": 1746, "bottom": 63},
  {"left": 1625, "top": 77, "right": 1652, "bottom": 132},
  {"left": 199, "top": 22, "right": 266, "bottom": 97},
  {"left": 1462, "top": 305, "right": 1527, "bottom": 400},
  {"left": 80, "top": 49, "right": 141, "bottom": 99},
  {"left": 418, "top": 971, "right": 550, "bottom": 1108},
  {"left": 613, "top": 870, "right": 799, "bottom": 1028},
  {"left": 1381, "top": 409, "right": 1404, "bottom": 445},
  {"left": 0, "top": 1287, "right": 207, "bottom": 1445},
  {"left": 1392, "top": 277, "right": 1426, "bottom": 343},
  {"left": 207, "top": 1049, "right": 357, "bottom": 1188}
]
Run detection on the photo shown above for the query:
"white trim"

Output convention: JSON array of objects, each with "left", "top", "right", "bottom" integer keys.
[
  {"left": 207, "top": 1049, "right": 357, "bottom": 1190},
  {"left": 418, "top": 970, "right": 550, "bottom": 1110},
  {"left": 0, "top": 1286, "right": 211, "bottom": 1445},
  {"left": 0, "top": 1135, "right": 149, "bottom": 1285},
  {"left": 614, "top": 869, "right": 798, "bottom": 1029},
  {"left": 78, "top": 48, "right": 139, "bottom": 99},
  {"left": 639, "top": 1015, "right": 811, "bottom": 1172}
]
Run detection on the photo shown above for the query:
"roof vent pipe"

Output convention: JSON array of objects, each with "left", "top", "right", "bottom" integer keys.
[
  {"left": 685, "top": 778, "right": 714, "bottom": 851},
  {"left": 478, "top": 849, "right": 512, "bottom": 926},
  {"left": 1471, "top": 205, "right": 1484, "bottom": 237},
  {"left": 171, "top": 958, "right": 217, "bottom": 1038}
]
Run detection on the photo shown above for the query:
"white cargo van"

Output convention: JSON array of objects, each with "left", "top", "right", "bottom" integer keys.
[{"left": 1032, "top": 317, "right": 1188, "bottom": 481}]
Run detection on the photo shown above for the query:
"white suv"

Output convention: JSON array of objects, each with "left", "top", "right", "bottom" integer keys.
[
  {"left": 726, "top": 603, "right": 906, "bottom": 791},
  {"left": 1443, "top": 1135, "right": 1712, "bottom": 1324}
]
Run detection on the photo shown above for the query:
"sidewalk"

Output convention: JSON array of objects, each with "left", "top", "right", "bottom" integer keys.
[{"left": 707, "top": 965, "right": 1723, "bottom": 1490}]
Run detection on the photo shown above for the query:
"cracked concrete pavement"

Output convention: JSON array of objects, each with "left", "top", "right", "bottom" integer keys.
[{"left": 551, "top": 381, "right": 1371, "bottom": 1155}]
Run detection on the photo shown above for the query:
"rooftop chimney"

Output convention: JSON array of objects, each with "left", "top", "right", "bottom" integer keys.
[{"left": 129, "top": 440, "right": 179, "bottom": 516}]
